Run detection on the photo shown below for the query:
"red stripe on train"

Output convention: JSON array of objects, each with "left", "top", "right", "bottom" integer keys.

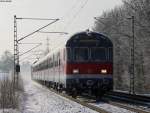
[{"left": 66, "top": 63, "right": 113, "bottom": 74}]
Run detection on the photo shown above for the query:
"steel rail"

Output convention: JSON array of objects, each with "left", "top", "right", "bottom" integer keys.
[
  {"left": 49, "top": 89, "right": 109, "bottom": 113},
  {"left": 106, "top": 91, "right": 150, "bottom": 103},
  {"left": 103, "top": 91, "right": 150, "bottom": 113},
  {"left": 35, "top": 80, "right": 150, "bottom": 113},
  {"left": 108, "top": 101, "right": 150, "bottom": 113},
  {"left": 35, "top": 81, "right": 109, "bottom": 113}
]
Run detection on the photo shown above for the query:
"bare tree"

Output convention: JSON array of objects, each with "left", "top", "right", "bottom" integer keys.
[{"left": 93, "top": 0, "right": 150, "bottom": 93}]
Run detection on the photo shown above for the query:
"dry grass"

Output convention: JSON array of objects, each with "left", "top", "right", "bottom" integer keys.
[{"left": 0, "top": 75, "right": 24, "bottom": 110}]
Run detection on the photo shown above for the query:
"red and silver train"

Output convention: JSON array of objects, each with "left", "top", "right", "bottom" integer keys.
[{"left": 31, "top": 31, "right": 113, "bottom": 96}]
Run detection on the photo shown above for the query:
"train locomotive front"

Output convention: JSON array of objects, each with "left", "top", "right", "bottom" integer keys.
[
  {"left": 31, "top": 31, "right": 113, "bottom": 96},
  {"left": 65, "top": 31, "right": 113, "bottom": 96}
]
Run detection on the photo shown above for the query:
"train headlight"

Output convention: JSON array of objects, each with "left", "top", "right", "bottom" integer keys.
[
  {"left": 73, "top": 69, "right": 79, "bottom": 74},
  {"left": 101, "top": 69, "right": 107, "bottom": 74}
]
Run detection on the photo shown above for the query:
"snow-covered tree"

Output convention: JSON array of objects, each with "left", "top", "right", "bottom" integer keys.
[{"left": 93, "top": 0, "right": 150, "bottom": 93}]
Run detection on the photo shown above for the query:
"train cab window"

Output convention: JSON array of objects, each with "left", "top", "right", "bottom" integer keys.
[
  {"left": 108, "top": 47, "right": 113, "bottom": 61},
  {"left": 74, "top": 47, "right": 89, "bottom": 61},
  {"left": 91, "top": 47, "right": 106, "bottom": 61}
]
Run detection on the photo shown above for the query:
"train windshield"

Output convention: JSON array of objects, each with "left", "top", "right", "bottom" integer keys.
[
  {"left": 74, "top": 47, "right": 88, "bottom": 61},
  {"left": 108, "top": 48, "right": 113, "bottom": 61},
  {"left": 91, "top": 47, "right": 106, "bottom": 61}
]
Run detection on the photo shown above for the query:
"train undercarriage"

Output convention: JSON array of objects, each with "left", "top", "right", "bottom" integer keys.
[{"left": 35, "top": 77, "right": 113, "bottom": 99}]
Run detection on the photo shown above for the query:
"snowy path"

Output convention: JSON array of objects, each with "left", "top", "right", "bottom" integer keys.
[{"left": 22, "top": 78, "right": 98, "bottom": 113}]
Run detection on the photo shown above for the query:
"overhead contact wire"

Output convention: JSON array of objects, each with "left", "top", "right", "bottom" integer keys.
[{"left": 63, "top": 0, "right": 89, "bottom": 31}]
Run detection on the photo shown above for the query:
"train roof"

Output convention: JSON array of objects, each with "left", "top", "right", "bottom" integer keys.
[
  {"left": 66, "top": 31, "right": 112, "bottom": 47},
  {"left": 32, "top": 31, "right": 112, "bottom": 66}
]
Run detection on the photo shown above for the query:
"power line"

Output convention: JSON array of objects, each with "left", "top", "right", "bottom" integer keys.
[
  {"left": 18, "top": 19, "right": 59, "bottom": 42},
  {"left": 18, "top": 43, "right": 42, "bottom": 45},
  {"left": 20, "top": 54, "right": 39, "bottom": 62},
  {"left": 63, "top": 0, "right": 89, "bottom": 31},
  {"left": 54, "top": 0, "right": 82, "bottom": 33},
  {"left": 54, "top": 0, "right": 89, "bottom": 33},
  {"left": 61, "top": 0, "right": 81, "bottom": 20},
  {"left": 19, "top": 43, "right": 42, "bottom": 57},
  {"left": 16, "top": 18, "right": 58, "bottom": 21},
  {"left": 38, "top": 31, "right": 68, "bottom": 34}
]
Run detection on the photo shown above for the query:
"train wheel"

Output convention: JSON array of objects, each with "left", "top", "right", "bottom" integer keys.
[
  {"left": 95, "top": 90, "right": 104, "bottom": 101},
  {"left": 57, "top": 84, "right": 61, "bottom": 92},
  {"left": 59, "top": 84, "right": 63, "bottom": 93},
  {"left": 72, "top": 88, "right": 77, "bottom": 98}
]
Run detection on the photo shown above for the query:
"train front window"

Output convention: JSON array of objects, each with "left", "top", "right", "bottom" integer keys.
[
  {"left": 91, "top": 47, "right": 106, "bottom": 61},
  {"left": 108, "top": 47, "right": 113, "bottom": 61},
  {"left": 74, "top": 47, "right": 88, "bottom": 61}
]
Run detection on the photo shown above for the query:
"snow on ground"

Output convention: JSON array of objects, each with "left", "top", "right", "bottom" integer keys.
[
  {"left": 0, "top": 109, "right": 20, "bottom": 113},
  {"left": 90, "top": 102, "right": 136, "bottom": 113},
  {"left": 21, "top": 77, "right": 137, "bottom": 113},
  {"left": 21, "top": 78, "right": 98, "bottom": 113},
  {"left": 0, "top": 75, "right": 138, "bottom": 113}
]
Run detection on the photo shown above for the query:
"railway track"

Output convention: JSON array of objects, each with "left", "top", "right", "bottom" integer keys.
[
  {"left": 48, "top": 88, "right": 109, "bottom": 113},
  {"left": 105, "top": 91, "right": 150, "bottom": 105},
  {"left": 102, "top": 91, "right": 150, "bottom": 113},
  {"left": 39, "top": 85, "right": 149, "bottom": 113},
  {"left": 104, "top": 101, "right": 149, "bottom": 113}
]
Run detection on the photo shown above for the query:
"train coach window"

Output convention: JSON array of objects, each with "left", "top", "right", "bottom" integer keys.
[
  {"left": 74, "top": 47, "right": 89, "bottom": 61},
  {"left": 67, "top": 48, "right": 72, "bottom": 60},
  {"left": 63, "top": 49, "right": 66, "bottom": 61},
  {"left": 91, "top": 47, "right": 106, "bottom": 61},
  {"left": 48, "top": 58, "right": 51, "bottom": 68}
]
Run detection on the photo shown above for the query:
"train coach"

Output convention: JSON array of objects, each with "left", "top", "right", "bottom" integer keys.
[{"left": 31, "top": 31, "right": 113, "bottom": 96}]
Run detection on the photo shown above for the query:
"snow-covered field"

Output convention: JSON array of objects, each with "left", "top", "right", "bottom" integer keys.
[{"left": 0, "top": 109, "right": 20, "bottom": 113}]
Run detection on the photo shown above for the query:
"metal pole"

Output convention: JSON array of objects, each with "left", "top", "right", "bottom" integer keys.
[
  {"left": 13, "top": 15, "right": 18, "bottom": 88},
  {"left": 129, "top": 16, "right": 135, "bottom": 94},
  {"left": 14, "top": 15, "right": 17, "bottom": 86},
  {"left": 132, "top": 16, "right": 135, "bottom": 94},
  {"left": 14, "top": 15, "right": 20, "bottom": 89}
]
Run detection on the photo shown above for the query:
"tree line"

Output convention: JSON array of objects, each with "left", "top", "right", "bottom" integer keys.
[
  {"left": 93, "top": 0, "right": 150, "bottom": 93},
  {"left": 0, "top": 51, "right": 14, "bottom": 72}
]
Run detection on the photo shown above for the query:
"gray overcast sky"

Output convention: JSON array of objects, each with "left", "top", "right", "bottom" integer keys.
[{"left": 0, "top": 0, "right": 122, "bottom": 61}]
